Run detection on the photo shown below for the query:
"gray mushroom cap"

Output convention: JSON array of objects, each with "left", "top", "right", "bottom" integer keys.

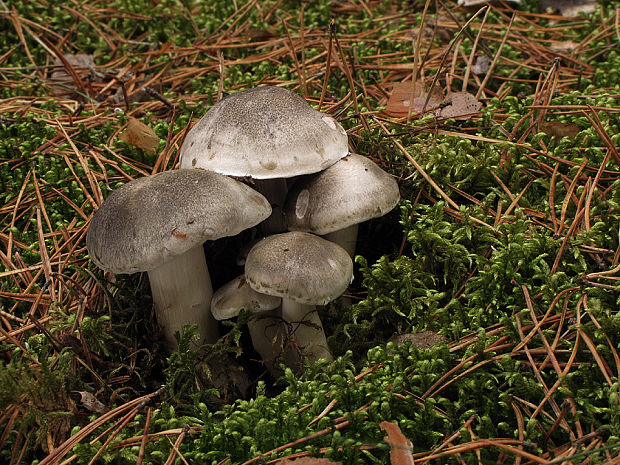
[
  {"left": 86, "top": 169, "right": 271, "bottom": 274},
  {"left": 245, "top": 231, "right": 353, "bottom": 305},
  {"left": 211, "top": 275, "right": 282, "bottom": 320},
  {"left": 179, "top": 86, "right": 349, "bottom": 179},
  {"left": 285, "top": 153, "right": 400, "bottom": 235}
]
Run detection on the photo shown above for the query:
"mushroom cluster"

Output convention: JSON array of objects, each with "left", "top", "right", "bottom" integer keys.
[
  {"left": 86, "top": 169, "right": 271, "bottom": 350},
  {"left": 179, "top": 86, "right": 349, "bottom": 233},
  {"left": 87, "top": 86, "right": 399, "bottom": 377},
  {"left": 245, "top": 231, "right": 353, "bottom": 367}
]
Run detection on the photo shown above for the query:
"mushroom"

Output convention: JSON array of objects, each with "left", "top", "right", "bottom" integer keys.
[
  {"left": 86, "top": 169, "right": 271, "bottom": 350},
  {"left": 285, "top": 153, "right": 400, "bottom": 257},
  {"left": 179, "top": 86, "right": 349, "bottom": 233},
  {"left": 244, "top": 232, "right": 353, "bottom": 366},
  {"left": 211, "top": 275, "right": 283, "bottom": 371}
]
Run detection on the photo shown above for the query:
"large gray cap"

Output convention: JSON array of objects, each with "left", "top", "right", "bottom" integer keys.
[
  {"left": 86, "top": 169, "right": 271, "bottom": 274},
  {"left": 211, "top": 275, "right": 282, "bottom": 320},
  {"left": 285, "top": 153, "right": 400, "bottom": 235},
  {"left": 245, "top": 231, "right": 353, "bottom": 305},
  {"left": 179, "top": 86, "right": 349, "bottom": 179}
]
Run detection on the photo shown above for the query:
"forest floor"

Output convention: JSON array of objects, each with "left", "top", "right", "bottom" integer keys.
[{"left": 1, "top": 0, "right": 620, "bottom": 463}]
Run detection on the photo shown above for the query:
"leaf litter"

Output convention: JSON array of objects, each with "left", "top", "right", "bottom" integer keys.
[{"left": 385, "top": 81, "right": 482, "bottom": 120}]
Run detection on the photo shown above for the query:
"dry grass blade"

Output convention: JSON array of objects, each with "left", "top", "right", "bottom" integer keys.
[
  {"left": 38, "top": 387, "right": 165, "bottom": 465},
  {"left": 163, "top": 424, "right": 190, "bottom": 465},
  {"left": 135, "top": 407, "right": 152, "bottom": 465},
  {"left": 240, "top": 419, "right": 353, "bottom": 465},
  {"left": 35, "top": 206, "right": 55, "bottom": 303},
  {"left": 476, "top": 12, "right": 515, "bottom": 99},
  {"left": 461, "top": 6, "right": 490, "bottom": 93},
  {"left": 307, "top": 399, "right": 338, "bottom": 427},
  {"left": 415, "top": 439, "right": 549, "bottom": 463},
  {"left": 373, "top": 117, "right": 459, "bottom": 210},
  {"left": 380, "top": 422, "right": 414, "bottom": 465},
  {"left": 408, "top": 0, "right": 433, "bottom": 121}
]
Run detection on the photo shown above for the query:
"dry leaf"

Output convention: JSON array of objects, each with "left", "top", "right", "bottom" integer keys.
[
  {"left": 380, "top": 422, "right": 415, "bottom": 465},
  {"left": 49, "top": 54, "right": 97, "bottom": 97},
  {"left": 386, "top": 84, "right": 481, "bottom": 121},
  {"left": 385, "top": 81, "right": 444, "bottom": 117},
  {"left": 549, "top": 41, "right": 580, "bottom": 53},
  {"left": 119, "top": 118, "right": 160, "bottom": 153},
  {"left": 246, "top": 26, "right": 279, "bottom": 41},
  {"left": 540, "top": 121, "right": 580, "bottom": 140},
  {"left": 458, "top": 0, "right": 520, "bottom": 5},
  {"left": 277, "top": 458, "right": 342, "bottom": 465},
  {"left": 50, "top": 54, "right": 95, "bottom": 83},
  {"left": 438, "top": 92, "right": 482, "bottom": 120},
  {"left": 112, "top": 78, "right": 151, "bottom": 105},
  {"left": 389, "top": 331, "right": 446, "bottom": 350},
  {"left": 540, "top": 0, "right": 597, "bottom": 16},
  {"left": 471, "top": 55, "right": 490, "bottom": 75},
  {"left": 76, "top": 391, "right": 107, "bottom": 414}
]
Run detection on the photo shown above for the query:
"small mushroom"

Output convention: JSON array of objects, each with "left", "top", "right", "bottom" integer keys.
[
  {"left": 285, "top": 153, "right": 400, "bottom": 257},
  {"left": 211, "top": 275, "right": 283, "bottom": 370},
  {"left": 86, "top": 169, "right": 271, "bottom": 350},
  {"left": 244, "top": 232, "right": 353, "bottom": 366},
  {"left": 179, "top": 86, "right": 349, "bottom": 233}
]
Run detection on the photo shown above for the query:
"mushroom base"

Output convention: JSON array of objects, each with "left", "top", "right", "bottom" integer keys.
[
  {"left": 247, "top": 310, "right": 285, "bottom": 375},
  {"left": 148, "top": 244, "right": 218, "bottom": 350},
  {"left": 281, "top": 300, "right": 333, "bottom": 367}
]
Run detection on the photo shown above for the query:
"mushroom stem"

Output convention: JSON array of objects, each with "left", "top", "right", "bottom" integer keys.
[
  {"left": 147, "top": 244, "right": 218, "bottom": 349},
  {"left": 254, "top": 178, "right": 288, "bottom": 234},
  {"left": 281, "top": 299, "right": 333, "bottom": 364},
  {"left": 247, "top": 309, "right": 285, "bottom": 371},
  {"left": 322, "top": 223, "right": 359, "bottom": 258}
]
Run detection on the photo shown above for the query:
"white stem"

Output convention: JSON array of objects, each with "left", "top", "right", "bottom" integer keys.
[
  {"left": 254, "top": 178, "right": 288, "bottom": 234},
  {"left": 147, "top": 244, "right": 218, "bottom": 350},
  {"left": 281, "top": 299, "right": 333, "bottom": 364},
  {"left": 322, "top": 223, "right": 359, "bottom": 258},
  {"left": 247, "top": 309, "right": 285, "bottom": 373}
]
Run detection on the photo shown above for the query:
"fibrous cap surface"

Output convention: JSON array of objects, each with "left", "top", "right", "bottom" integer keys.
[
  {"left": 179, "top": 86, "right": 349, "bottom": 179},
  {"left": 285, "top": 153, "right": 400, "bottom": 235},
  {"left": 86, "top": 169, "right": 271, "bottom": 273},
  {"left": 245, "top": 231, "right": 353, "bottom": 305}
]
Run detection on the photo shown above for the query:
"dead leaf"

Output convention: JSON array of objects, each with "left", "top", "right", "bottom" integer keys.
[
  {"left": 112, "top": 78, "right": 151, "bottom": 105},
  {"left": 119, "top": 118, "right": 160, "bottom": 153},
  {"left": 385, "top": 85, "right": 481, "bottom": 121},
  {"left": 540, "top": 121, "right": 580, "bottom": 140},
  {"left": 246, "top": 26, "right": 279, "bottom": 41},
  {"left": 380, "top": 422, "right": 415, "bottom": 465},
  {"left": 49, "top": 54, "right": 97, "bottom": 97},
  {"left": 389, "top": 331, "right": 446, "bottom": 350},
  {"left": 277, "top": 458, "right": 342, "bottom": 465},
  {"left": 385, "top": 81, "right": 444, "bottom": 117},
  {"left": 76, "top": 391, "right": 107, "bottom": 414},
  {"left": 50, "top": 54, "right": 95, "bottom": 82},
  {"left": 438, "top": 92, "right": 482, "bottom": 120},
  {"left": 549, "top": 41, "right": 580, "bottom": 53},
  {"left": 458, "top": 0, "right": 520, "bottom": 5},
  {"left": 540, "top": 0, "right": 597, "bottom": 17},
  {"left": 417, "top": 15, "right": 453, "bottom": 43},
  {"left": 471, "top": 55, "right": 490, "bottom": 75}
]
